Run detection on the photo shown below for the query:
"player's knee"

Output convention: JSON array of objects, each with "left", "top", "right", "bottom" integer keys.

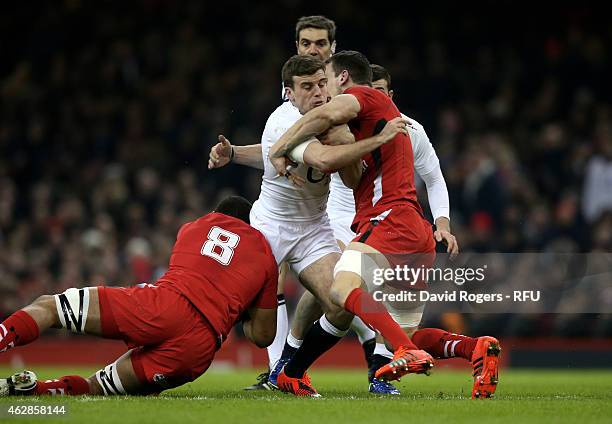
[
  {"left": 329, "top": 284, "right": 347, "bottom": 308},
  {"left": 32, "top": 294, "right": 55, "bottom": 310},
  {"left": 25, "top": 294, "right": 59, "bottom": 327}
]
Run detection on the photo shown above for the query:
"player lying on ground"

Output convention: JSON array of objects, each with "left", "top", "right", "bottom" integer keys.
[
  {"left": 0, "top": 196, "right": 279, "bottom": 396},
  {"left": 268, "top": 51, "right": 501, "bottom": 398}
]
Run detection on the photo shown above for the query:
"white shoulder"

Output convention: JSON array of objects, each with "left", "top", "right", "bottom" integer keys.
[{"left": 262, "top": 102, "right": 301, "bottom": 146}]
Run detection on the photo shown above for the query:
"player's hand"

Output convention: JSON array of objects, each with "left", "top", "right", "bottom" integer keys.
[
  {"left": 270, "top": 155, "right": 305, "bottom": 187},
  {"left": 319, "top": 124, "right": 355, "bottom": 146},
  {"left": 208, "top": 135, "right": 233, "bottom": 169},
  {"left": 377, "top": 117, "right": 409, "bottom": 145},
  {"left": 434, "top": 229, "right": 459, "bottom": 259}
]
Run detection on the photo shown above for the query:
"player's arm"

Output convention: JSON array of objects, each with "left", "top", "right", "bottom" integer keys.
[
  {"left": 268, "top": 94, "right": 361, "bottom": 174},
  {"left": 411, "top": 123, "right": 458, "bottom": 257},
  {"left": 242, "top": 307, "right": 277, "bottom": 348},
  {"left": 291, "top": 116, "right": 409, "bottom": 174},
  {"left": 242, "top": 255, "right": 278, "bottom": 348},
  {"left": 208, "top": 135, "right": 264, "bottom": 170}
]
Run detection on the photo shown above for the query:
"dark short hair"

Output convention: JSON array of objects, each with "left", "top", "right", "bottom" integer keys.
[
  {"left": 282, "top": 54, "right": 326, "bottom": 89},
  {"left": 325, "top": 50, "right": 372, "bottom": 86},
  {"left": 371, "top": 64, "right": 391, "bottom": 90},
  {"left": 295, "top": 15, "right": 336, "bottom": 44},
  {"left": 214, "top": 196, "right": 252, "bottom": 224}
]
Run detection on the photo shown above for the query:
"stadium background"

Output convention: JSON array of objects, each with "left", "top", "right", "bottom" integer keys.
[{"left": 1, "top": 0, "right": 611, "bottom": 369}]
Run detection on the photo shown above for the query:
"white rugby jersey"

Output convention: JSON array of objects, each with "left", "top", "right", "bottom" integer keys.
[
  {"left": 327, "top": 114, "right": 446, "bottom": 218},
  {"left": 255, "top": 101, "right": 331, "bottom": 221}
]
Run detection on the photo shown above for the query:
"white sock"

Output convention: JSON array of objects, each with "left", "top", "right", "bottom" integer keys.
[
  {"left": 374, "top": 342, "right": 394, "bottom": 359},
  {"left": 350, "top": 317, "right": 376, "bottom": 344},
  {"left": 286, "top": 331, "right": 303, "bottom": 349},
  {"left": 319, "top": 314, "right": 349, "bottom": 337},
  {"left": 267, "top": 297, "right": 289, "bottom": 370}
]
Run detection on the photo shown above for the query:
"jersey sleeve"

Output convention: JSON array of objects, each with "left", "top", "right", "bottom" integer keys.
[
  {"left": 407, "top": 117, "right": 440, "bottom": 176},
  {"left": 251, "top": 241, "right": 279, "bottom": 309},
  {"left": 346, "top": 87, "right": 378, "bottom": 121}
]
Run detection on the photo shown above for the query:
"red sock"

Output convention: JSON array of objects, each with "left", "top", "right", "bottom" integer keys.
[
  {"left": 344, "top": 288, "right": 416, "bottom": 351},
  {"left": 0, "top": 310, "right": 40, "bottom": 353},
  {"left": 34, "top": 376, "right": 91, "bottom": 396},
  {"left": 412, "top": 328, "right": 477, "bottom": 360}
]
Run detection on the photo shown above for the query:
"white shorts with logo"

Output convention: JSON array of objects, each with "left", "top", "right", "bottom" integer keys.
[{"left": 250, "top": 202, "right": 341, "bottom": 276}]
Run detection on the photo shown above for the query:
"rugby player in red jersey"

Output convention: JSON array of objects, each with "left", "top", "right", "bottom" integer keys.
[
  {"left": 0, "top": 196, "right": 279, "bottom": 396},
  {"left": 268, "top": 51, "right": 499, "bottom": 398}
]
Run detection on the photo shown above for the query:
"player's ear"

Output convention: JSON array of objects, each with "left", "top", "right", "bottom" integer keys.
[
  {"left": 331, "top": 40, "right": 336, "bottom": 54},
  {"left": 285, "top": 87, "right": 295, "bottom": 101},
  {"left": 389, "top": 90, "right": 394, "bottom": 100},
  {"left": 339, "top": 70, "right": 349, "bottom": 86}
]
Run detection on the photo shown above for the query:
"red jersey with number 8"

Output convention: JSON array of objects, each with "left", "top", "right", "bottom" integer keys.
[
  {"left": 156, "top": 212, "right": 278, "bottom": 340},
  {"left": 344, "top": 86, "right": 424, "bottom": 230}
]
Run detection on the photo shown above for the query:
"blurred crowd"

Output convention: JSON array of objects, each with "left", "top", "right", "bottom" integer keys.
[{"left": 1, "top": 1, "right": 611, "bottom": 336}]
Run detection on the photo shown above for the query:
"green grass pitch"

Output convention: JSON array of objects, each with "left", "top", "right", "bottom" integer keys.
[{"left": 1, "top": 367, "right": 611, "bottom": 424}]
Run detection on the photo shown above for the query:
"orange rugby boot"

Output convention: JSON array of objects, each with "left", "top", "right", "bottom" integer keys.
[
  {"left": 276, "top": 370, "right": 321, "bottom": 398},
  {"left": 374, "top": 346, "right": 434, "bottom": 381},
  {"left": 471, "top": 336, "right": 501, "bottom": 399}
]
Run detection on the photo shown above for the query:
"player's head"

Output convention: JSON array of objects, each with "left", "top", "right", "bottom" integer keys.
[
  {"left": 295, "top": 15, "right": 336, "bottom": 60},
  {"left": 214, "top": 196, "right": 252, "bottom": 224},
  {"left": 324, "top": 50, "right": 372, "bottom": 96},
  {"left": 371, "top": 64, "right": 394, "bottom": 99},
  {"left": 282, "top": 55, "right": 329, "bottom": 114}
]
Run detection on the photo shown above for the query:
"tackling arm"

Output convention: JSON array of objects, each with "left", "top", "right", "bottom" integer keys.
[
  {"left": 269, "top": 94, "right": 361, "bottom": 160},
  {"left": 242, "top": 306, "right": 277, "bottom": 348},
  {"left": 295, "top": 117, "right": 409, "bottom": 188}
]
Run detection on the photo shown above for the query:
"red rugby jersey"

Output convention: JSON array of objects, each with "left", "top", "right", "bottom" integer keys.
[
  {"left": 344, "top": 85, "right": 424, "bottom": 230},
  {"left": 156, "top": 212, "right": 278, "bottom": 341}
]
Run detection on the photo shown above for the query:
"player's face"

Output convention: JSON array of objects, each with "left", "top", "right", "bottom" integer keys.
[
  {"left": 324, "top": 62, "right": 343, "bottom": 97},
  {"left": 296, "top": 28, "right": 335, "bottom": 60},
  {"left": 372, "top": 79, "right": 394, "bottom": 99},
  {"left": 286, "top": 69, "right": 329, "bottom": 114}
]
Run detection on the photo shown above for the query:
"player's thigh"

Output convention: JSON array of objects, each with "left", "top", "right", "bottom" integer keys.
[
  {"left": 128, "top": 318, "right": 217, "bottom": 393},
  {"left": 277, "top": 262, "right": 289, "bottom": 294},
  {"left": 329, "top": 242, "right": 389, "bottom": 306},
  {"left": 298, "top": 252, "right": 340, "bottom": 311}
]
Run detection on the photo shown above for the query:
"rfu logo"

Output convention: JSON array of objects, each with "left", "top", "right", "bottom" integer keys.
[{"left": 362, "top": 160, "right": 368, "bottom": 171}]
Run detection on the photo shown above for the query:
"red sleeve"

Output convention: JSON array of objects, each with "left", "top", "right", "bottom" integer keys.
[
  {"left": 252, "top": 241, "right": 279, "bottom": 309},
  {"left": 345, "top": 86, "right": 378, "bottom": 120}
]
